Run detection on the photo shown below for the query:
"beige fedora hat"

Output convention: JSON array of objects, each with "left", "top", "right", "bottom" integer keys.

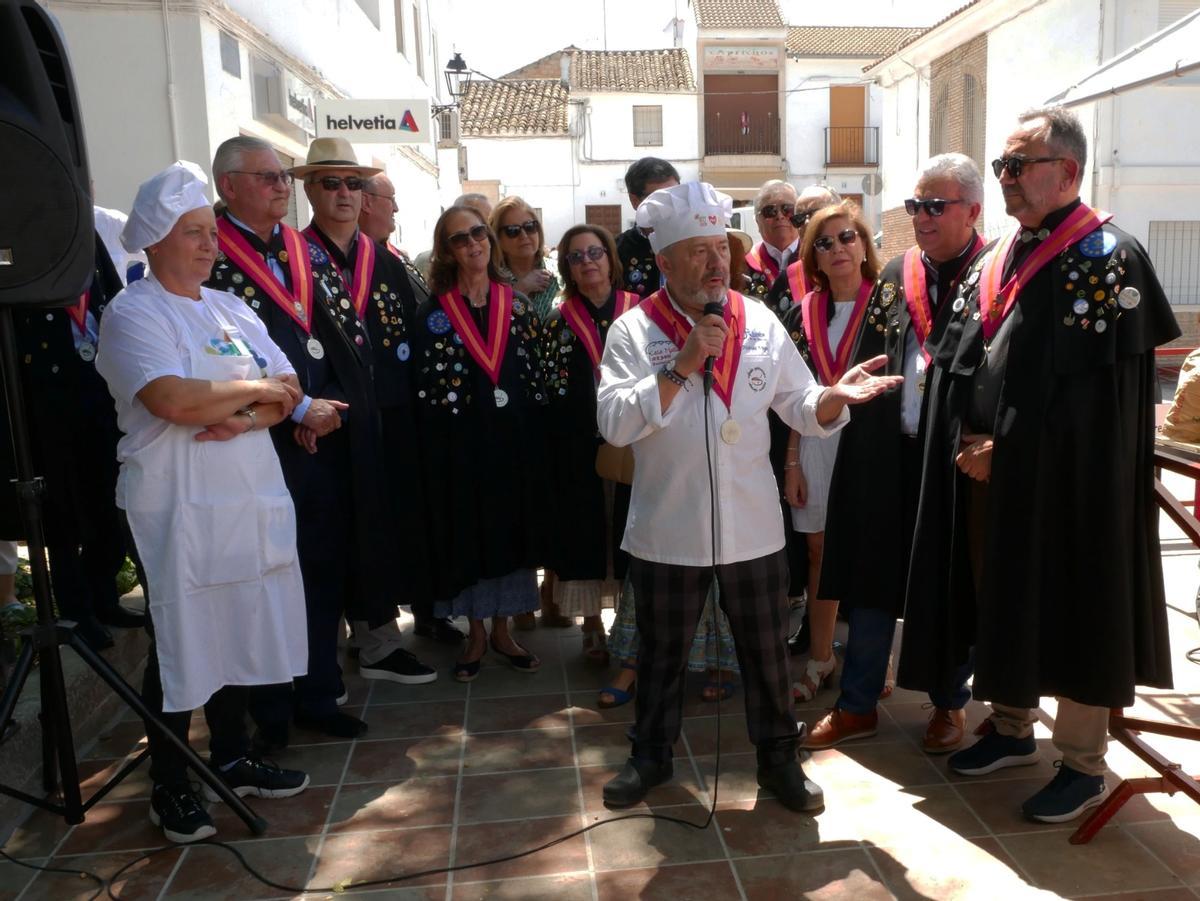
[{"left": 290, "top": 137, "right": 382, "bottom": 178}]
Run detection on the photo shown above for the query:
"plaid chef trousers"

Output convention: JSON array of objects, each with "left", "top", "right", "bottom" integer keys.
[{"left": 629, "top": 548, "right": 798, "bottom": 763}]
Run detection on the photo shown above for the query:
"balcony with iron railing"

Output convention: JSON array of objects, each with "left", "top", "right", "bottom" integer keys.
[
  {"left": 825, "top": 126, "right": 880, "bottom": 167},
  {"left": 704, "top": 112, "right": 782, "bottom": 156}
]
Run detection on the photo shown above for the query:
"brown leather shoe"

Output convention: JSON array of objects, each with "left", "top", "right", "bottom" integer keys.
[
  {"left": 802, "top": 707, "right": 878, "bottom": 750},
  {"left": 922, "top": 707, "right": 966, "bottom": 754}
]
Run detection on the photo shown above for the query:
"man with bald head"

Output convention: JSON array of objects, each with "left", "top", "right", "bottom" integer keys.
[{"left": 903, "top": 107, "right": 1178, "bottom": 823}]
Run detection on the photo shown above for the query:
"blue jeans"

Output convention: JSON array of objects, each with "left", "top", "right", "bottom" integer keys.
[{"left": 837, "top": 606, "right": 973, "bottom": 715}]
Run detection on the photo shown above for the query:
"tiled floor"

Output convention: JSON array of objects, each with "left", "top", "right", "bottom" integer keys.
[{"left": 3, "top": 484, "right": 1200, "bottom": 900}]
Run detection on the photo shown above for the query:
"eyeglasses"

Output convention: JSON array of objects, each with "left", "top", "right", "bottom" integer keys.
[
  {"left": 364, "top": 190, "right": 399, "bottom": 209},
  {"left": 990, "top": 156, "right": 1063, "bottom": 179},
  {"left": 566, "top": 245, "right": 607, "bottom": 266},
  {"left": 500, "top": 220, "right": 539, "bottom": 239},
  {"left": 448, "top": 224, "right": 489, "bottom": 248},
  {"left": 312, "top": 175, "right": 365, "bottom": 191},
  {"left": 230, "top": 170, "right": 293, "bottom": 186},
  {"left": 904, "top": 198, "right": 966, "bottom": 217},
  {"left": 758, "top": 204, "right": 795, "bottom": 220},
  {"left": 813, "top": 229, "right": 859, "bottom": 253},
  {"left": 790, "top": 209, "right": 816, "bottom": 228}
]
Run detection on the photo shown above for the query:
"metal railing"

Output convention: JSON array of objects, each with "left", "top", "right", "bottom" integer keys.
[
  {"left": 825, "top": 126, "right": 880, "bottom": 166},
  {"left": 705, "top": 113, "right": 781, "bottom": 155}
]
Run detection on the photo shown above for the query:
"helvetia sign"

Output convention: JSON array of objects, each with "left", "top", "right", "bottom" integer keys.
[{"left": 315, "top": 99, "right": 431, "bottom": 144}]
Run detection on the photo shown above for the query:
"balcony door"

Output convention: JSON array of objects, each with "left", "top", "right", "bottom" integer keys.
[{"left": 829, "top": 86, "right": 866, "bottom": 166}]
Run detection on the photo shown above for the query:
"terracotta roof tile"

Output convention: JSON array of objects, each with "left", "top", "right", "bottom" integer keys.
[
  {"left": 786, "top": 26, "right": 927, "bottom": 58},
  {"left": 570, "top": 49, "right": 695, "bottom": 92},
  {"left": 693, "top": 0, "right": 785, "bottom": 29},
  {"left": 459, "top": 79, "right": 569, "bottom": 136}
]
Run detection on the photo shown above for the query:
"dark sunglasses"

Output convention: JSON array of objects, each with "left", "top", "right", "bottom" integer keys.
[
  {"left": 313, "top": 175, "right": 365, "bottom": 191},
  {"left": 448, "top": 224, "right": 489, "bottom": 249},
  {"left": 990, "top": 156, "right": 1063, "bottom": 179},
  {"left": 500, "top": 220, "right": 539, "bottom": 239},
  {"left": 566, "top": 245, "right": 607, "bottom": 266},
  {"left": 790, "top": 209, "right": 815, "bottom": 228},
  {"left": 231, "top": 170, "right": 293, "bottom": 186},
  {"left": 904, "top": 198, "right": 966, "bottom": 217},
  {"left": 758, "top": 204, "right": 795, "bottom": 220},
  {"left": 813, "top": 229, "right": 859, "bottom": 253}
]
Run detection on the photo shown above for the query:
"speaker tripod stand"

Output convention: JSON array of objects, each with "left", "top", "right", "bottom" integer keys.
[{"left": 0, "top": 305, "right": 266, "bottom": 836}]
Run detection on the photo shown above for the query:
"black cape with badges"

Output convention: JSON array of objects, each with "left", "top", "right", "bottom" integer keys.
[
  {"left": 820, "top": 240, "right": 981, "bottom": 616},
  {"left": 0, "top": 233, "right": 124, "bottom": 547},
  {"left": 207, "top": 215, "right": 395, "bottom": 628},
  {"left": 412, "top": 285, "right": 551, "bottom": 601},
  {"left": 542, "top": 292, "right": 631, "bottom": 583},
  {"left": 899, "top": 214, "right": 1179, "bottom": 708},
  {"left": 616, "top": 227, "right": 660, "bottom": 299}
]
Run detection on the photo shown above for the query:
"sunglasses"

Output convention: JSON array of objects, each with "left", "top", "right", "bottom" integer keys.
[
  {"left": 758, "top": 204, "right": 795, "bottom": 220},
  {"left": 790, "top": 209, "right": 816, "bottom": 228},
  {"left": 448, "top": 224, "right": 489, "bottom": 249},
  {"left": 231, "top": 170, "right": 293, "bottom": 186},
  {"left": 312, "top": 175, "right": 365, "bottom": 191},
  {"left": 904, "top": 198, "right": 966, "bottom": 217},
  {"left": 990, "top": 156, "right": 1063, "bottom": 179},
  {"left": 500, "top": 220, "right": 539, "bottom": 239},
  {"left": 566, "top": 245, "right": 607, "bottom": 266},
  {"left": 813, "top": 229, "right": 859, "bottom": 253}
]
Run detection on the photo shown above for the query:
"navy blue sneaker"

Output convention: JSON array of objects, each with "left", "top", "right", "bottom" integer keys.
[
  {"left": 948, "top": 729, "right": 1040, "bottom": 776},
  {"left": 1021, "top": 762, "right": 1107, "bottom": 823}
]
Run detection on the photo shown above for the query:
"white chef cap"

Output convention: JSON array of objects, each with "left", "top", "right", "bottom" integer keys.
[
  {"left": 121, "top": 161, "right": 211, "bottom": 252},
  {"left": 635, "top": 182, "right": 732, "bottom": 253}
]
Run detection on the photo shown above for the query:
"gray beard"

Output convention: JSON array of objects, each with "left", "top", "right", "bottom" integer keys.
[{"left": 681, "top": 282, "right": 728, "bottom": 308}]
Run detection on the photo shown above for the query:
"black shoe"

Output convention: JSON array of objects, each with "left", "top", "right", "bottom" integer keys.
[
  {"left": 293, "top": 710, "right": 368, "bottom": 738},
  {"left": 602, "top": 757, "right": 674, "bottom": 808},
  {"left": 150, "top": 782, "right": 216, "bottom": 843},
  {"left": 203, "top": 757, "right": 309, "bottom": 801},
  {"left": 360, "top": 648, "right": 437, "bottom": 684},
  {"left": 756, "top": 758, "right": 824, "bottom": 813},
  {"left": 96, "top": 605, "right": 146, "bottom": 628},
  {"left": 414, "top": 616, "right": 466, "bottom": 644},
  {"left": 72, "top": 616, "right": 114, "bottom": 651},
  {"left": 787, "top": 618, "right": 811, "bottom": 657},
  {"left": 250, "top": 721, "right": 290, "bottom": 756}
]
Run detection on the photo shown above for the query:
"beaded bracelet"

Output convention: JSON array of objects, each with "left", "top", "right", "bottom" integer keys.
[{"left": 660, "top": 364, "right": 688, "bottom": 387}]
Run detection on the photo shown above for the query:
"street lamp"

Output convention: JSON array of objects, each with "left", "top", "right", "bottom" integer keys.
[{"left": 443, "top": 52, "right": 471, "bottom": 103}]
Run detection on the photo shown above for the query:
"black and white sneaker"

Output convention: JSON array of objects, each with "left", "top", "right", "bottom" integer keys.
[
  {"left": 359, "top": 648, "right": 438, "bottom": 684},
  {"left": 150, "top": 782, "right": 216, "bottom": 843},
  {"left": 203, "top": 757, "right": 310, "bottom": 801}
]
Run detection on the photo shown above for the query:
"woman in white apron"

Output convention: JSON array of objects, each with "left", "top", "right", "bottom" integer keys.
[{"left": 96, "top": 162, "right": 310, "bottom": 844}]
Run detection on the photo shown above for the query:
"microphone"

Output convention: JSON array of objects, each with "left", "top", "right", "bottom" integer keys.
[{"left": 702, "top": 301, "right": 724, "bottom": 395}]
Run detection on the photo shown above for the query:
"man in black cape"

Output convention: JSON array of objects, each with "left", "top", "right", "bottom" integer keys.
[
  {"left": 804, "top": 154, "right": 985, "bottom": 755},
  {"left": 901, "top": 107, "right": 1178, "bottom": 824},
  {"left": 616, "top": 157, "right": 679, "bottom": 297},
  {"left": 208, "top": 136, "right": 397, "bottom": 744}
]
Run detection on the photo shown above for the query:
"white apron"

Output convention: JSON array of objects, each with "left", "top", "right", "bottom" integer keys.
[{"left": 123, "top": 299, "right": 307, "bottom": 712}]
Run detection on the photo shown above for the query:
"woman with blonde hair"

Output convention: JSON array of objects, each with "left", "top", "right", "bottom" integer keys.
[{"left": 780, "top": 201, "right": 882, "bottom": 702}]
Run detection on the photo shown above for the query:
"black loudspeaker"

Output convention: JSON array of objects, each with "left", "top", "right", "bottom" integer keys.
[{"left": 0, "top": 0, "right": 92, "bottom": 307}]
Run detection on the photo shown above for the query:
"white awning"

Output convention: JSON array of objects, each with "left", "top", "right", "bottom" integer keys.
[{"left": 1047, "top": 9, "right": 1200, "bottom": 107}]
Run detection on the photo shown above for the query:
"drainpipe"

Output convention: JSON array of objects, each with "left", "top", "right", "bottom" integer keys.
[{"left": 161, "top": 0, "right": 182, "bottom": 160}]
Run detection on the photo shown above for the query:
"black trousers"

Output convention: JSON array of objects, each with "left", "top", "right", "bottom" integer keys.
[
  {"left": 120, "top": 513, "right": 248, "bottom": 786},
  {"left": 629, "top": 549, "right": 796, "bottom": 764}
]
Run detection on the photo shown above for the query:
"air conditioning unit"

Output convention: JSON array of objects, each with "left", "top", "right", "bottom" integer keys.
[{"left": 437, "top": 108, "right": 460, "bottom": 144}]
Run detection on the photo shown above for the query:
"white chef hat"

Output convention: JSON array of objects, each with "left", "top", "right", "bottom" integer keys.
[
  {"left": 635, "top": 181, "right": 733, "bottom": 253},
  {"left": 121, "top": 161, "right": 211, "bottom": 252}
]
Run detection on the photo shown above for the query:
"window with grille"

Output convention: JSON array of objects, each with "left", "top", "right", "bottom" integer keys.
[
  {"left": 1148, "top": 221, "right": 1200, "bottom": 305},
  {"left": 962, "top": 74, "right": 984, "bottom": 166},
  {"left": 1160, "top": 0, "right": 1200, "bottom": 28},
  {"left": 633, "top": 106, "right": 663, "bottom": 147},
  {"left": 930, "top": 83, "right": 950, "bottom": 155}
]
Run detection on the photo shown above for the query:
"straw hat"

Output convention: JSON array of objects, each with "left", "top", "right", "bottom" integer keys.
[{"left": 289, "top": 137, "right": 381, "bottom": 178}]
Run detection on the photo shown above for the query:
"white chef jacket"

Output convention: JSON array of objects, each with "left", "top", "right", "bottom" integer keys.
[{"left": 597, "top": 289, "right": 848, "bottom": 567}]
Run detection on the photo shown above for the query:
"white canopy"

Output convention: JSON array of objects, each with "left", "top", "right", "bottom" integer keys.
[{"left": 1047, "top": 9, "right": 1200, "bottom": 107}]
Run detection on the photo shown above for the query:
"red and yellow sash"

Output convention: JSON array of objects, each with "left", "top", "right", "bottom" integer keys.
[
  {"left": 799, "top": 281, "right": 873, "bottom": 386},
  {"left": 217, "top": 217, "right": 315, "bottom": 334},
  {"left": 303, "top": 226, "right": 375, "bottom": 319},
  {"left": 560, "top": 290, "right": 639, "bottom": 379},
  {"left": 642, "top": 288, "right": 745, "bottom": 411},
  {"left": 437, "top": 280, "right": 514, "bottom": 385},
  {"left": 901, "top": 233, "right": 985, "bottom": 362},
  {"left": 67, "top": 291, "right": 89, "bottom": 335},
  {"left": 744, "top": 242, "right": 781, "bottom": 283},
  {"left": 786, "top": 260, "right": 809, "bottom": 305},
  {"left": 979, "top": 205, "right": 1112, "bottom": 341}
]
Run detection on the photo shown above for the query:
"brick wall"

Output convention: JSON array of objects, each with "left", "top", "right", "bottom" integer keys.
[
  {"left": 880, "top": 205, "right": 911, "bottom": 263},
  {"left": 929, "top": 34, "right": 988, "bottom": 171}
]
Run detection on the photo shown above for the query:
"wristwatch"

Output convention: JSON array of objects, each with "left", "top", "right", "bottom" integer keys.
[{"left": 237, "top": 407, "right": 257, "bottom": 431}]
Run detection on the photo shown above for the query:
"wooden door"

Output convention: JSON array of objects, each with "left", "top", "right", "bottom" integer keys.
[
  {"left": 585, "top": 204, "right": 622, "bottom": 237},
  {"left": 829, "top": 86, "right": 866, "bottom": 165}
]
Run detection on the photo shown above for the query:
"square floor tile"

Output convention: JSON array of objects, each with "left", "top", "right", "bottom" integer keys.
[
  {"left": 715, "top": 798, "right": 824, "bottom": 856},
  {"left": 452, "top": 871, "right": 593, "bottom": 900},
  {"left": 577, "top": 763, "right": 706, "bottom": 813},
  {"left": 588, "top": 801, "right": 725, "bottom": 871},
  {"left": 596, "top": 860, "right": 740, "bottom": 900},
  {"left": 1001, "top": 827, "right": 1184, "bottom": 896},
  {"left": 462, "top": 728, "right": 575, "bottom": 774},
  {"left": 22, "top": 848, "right": 182, "bottom": 901},
  {"left": 77, "top": 757, "right": 153, "bottom": 802},
  {"left": 209, "top": 785, "right": 335, "bottom": 839},
  {"left": 953, "top": 776, "right": 1063, "bottom": 835},
  {"left": 359, "top": 699, "right": 466, "bottom": 739},
  {"left": 57, "top": 800, "right": 168, "bottom": 856},
  {"left": 311, "top": 826, "right": 451, "bottom": 890},
  {"left": 269, "top": 741, "right": 352, "bottom": 787},
  {"left": 458, "top": 767, "right": 581, "bottom": 824},
  {"left": 735, "top": 847, "right": 894, "bottom": 901},
  {"left": 451, "top": 815, "right": 587, "bottom": 882},
  {"left": 328, "top": 777, "right": 457, "bottom": 833},
  {"left": 465, "top": 692, "right": 572, "bottom": 733},
  {"left": 867, "top": 834, "right": 1042, "bottom": 900},
  {"left": 467, "top": 665, "right": 565, "bottom": 699},
  {"left": 345, "top": 734, "right": 463, "bottom": 782},
  {"left": 163, "top": 836, "right": 316, "bottom": 899},
  {"left": 1124, "top": 817, "right": 1200, "bottom": 885}
]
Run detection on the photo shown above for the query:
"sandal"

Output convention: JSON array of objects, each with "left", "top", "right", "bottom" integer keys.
[
  {"left": 598, "top": 661, "right": 637, "bottom": 709},
  {"left": 582, "top": 628, "right": 610, "bottom": 666},
  {"left": 879, "top": 653, "right": 896, "bottom": 700},
  {"left": 489, "top": 636, "right": 540, "bottom": 673},
  {"left": 793, "top": 654, "right": 836, "bottom": 703}
]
